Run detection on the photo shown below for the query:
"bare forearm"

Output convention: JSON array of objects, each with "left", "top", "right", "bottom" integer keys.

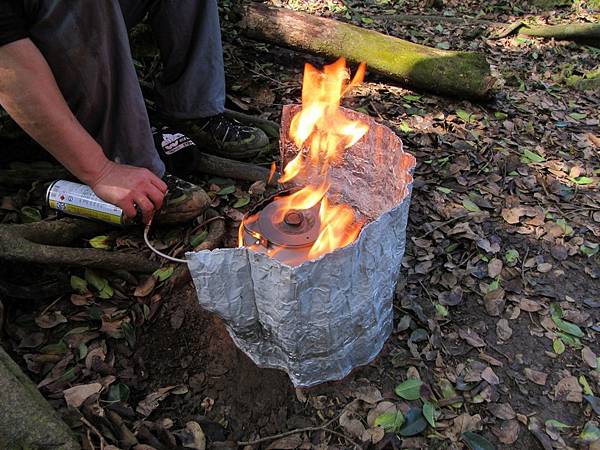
[{"left": 0, "top": 38, "right": 109, "bottom": 184}]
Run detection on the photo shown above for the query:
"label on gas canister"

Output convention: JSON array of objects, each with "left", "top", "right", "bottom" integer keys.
[{"left": 46, "top": 180, "right": 124, "bottom": 225}]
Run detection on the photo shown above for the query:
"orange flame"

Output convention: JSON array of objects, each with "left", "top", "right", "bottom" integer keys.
[
  {"left": 308, "top": 197, "right": 363, "bottom": 260},
  {"left": 241, "top": 58, "right": 368, "bottom": 263}
]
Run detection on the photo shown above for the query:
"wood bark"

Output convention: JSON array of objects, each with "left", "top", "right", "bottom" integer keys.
[
  {"left": 0, "top": 345, "right": 80, "bottom": 450},
  {"left": 0, "top": 152, "right": 273, "bottom": 188},
  {"left": 371, "top": 15, "right": 599, "bottom": 47},
  {"left": 224, "top": 108, "right": 280, "bottom": 139},
  {"left": 517, "top": 22, "right": 600, "bottom": 46},
  {"left": 373, "top": 13, "right": 500, "bottom": 26},
  {"left": 0, "top": 165, "right": 69, "bottom": 187},
  {"left": 239, "top": 4, "right": 496, "bottom": 99},
  {"left": 195, "top": 153, "right": 274, "bottom": 183},
  {"left": 0, "top": 218, "right": 160, "bottom": 273},
  {"left": 166, "top": 208, "right": 226, "bottom": 292}
]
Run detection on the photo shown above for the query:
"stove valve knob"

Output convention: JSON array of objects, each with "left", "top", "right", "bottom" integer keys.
[{"left": 284, "top": 211, "right": 304, "bottom": 227}]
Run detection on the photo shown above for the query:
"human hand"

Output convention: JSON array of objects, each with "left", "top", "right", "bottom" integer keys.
[{"left": 89, "top": 160, "right": 167, "bottom": 224}]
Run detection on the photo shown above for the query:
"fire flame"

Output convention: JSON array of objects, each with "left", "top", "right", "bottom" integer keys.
[{"left": 242, "top": 58, "right": 368, "bottom": 262}]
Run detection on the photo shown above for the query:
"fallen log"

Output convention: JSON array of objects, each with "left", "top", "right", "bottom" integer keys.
[
  {"left": 0, "top": 165, "right": 69, "bottom": 187},
  {"left": 0, "top": 218, "right": 160, "bottom": 273},
  {"left": 165, "top": 208, "right": 226, "bottom": 292},
  {"left": 0, "top": 345, "right": 80, "bottom": 449},
  {"left": 374, "top": 13, "right": 500, "bottom": 26},
  {"left": 239, "top": 4, "right": 495, "bottom": 99},
  {"left": 195, "top": 153, "right": 274, "bottom": 184},
  {"left": 372, "top": 14, "right": 600, "bottom": 47},
  {"left": 0, "top": 152, "right": 273, "bottom": 188},
  {"left": 517, "top": 22, "right": 600, "bottom": 46},
  {"left": 224, "top": 108, "right": 280, "bottom": 139}
]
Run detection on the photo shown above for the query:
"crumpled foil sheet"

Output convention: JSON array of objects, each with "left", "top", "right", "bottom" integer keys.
[{"left": 186, "top": 105, "right": 415, "bottom": 387}]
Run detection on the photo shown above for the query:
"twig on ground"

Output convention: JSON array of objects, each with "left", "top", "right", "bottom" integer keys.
[
  {"left": 520, "top": 246, "right": 530, "bottom": 289},
  {"left": 416, "top": 215, "right": 463, "bottom": 239},
  {"left": 237, "top": 412, "right": 361, "bottom": 449},
  {"left": 81, "top": 416, "right": 107, "bottom": 450},
  {"left": 190, "top": 215, "right": 226, "bottom": 236},
  {"left": 39, "top": 295, "right": 62, "bottom": 316}
]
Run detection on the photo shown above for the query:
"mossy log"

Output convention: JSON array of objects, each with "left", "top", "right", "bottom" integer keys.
[
  {"left": 0, "top": 345, "right": 81, "bottom": 450},
  {"left": 195, "top": 153, "right": 274, "bottom": 184},
  {"left": 0, "top": 218, "right": 160, "bottom": 273},
  {"left": 0, "top": 165, "right": 69, "bottom": 187},
  {"left": 239, "top": 4, "right": 496, "bottom": 99},
  {"left": 224, "top": 108, "right": 280, "bottom": 139},
  {"left": 0, "top": 152, "right": 273, "bottom": 188},
  {"left": 517, "top": 22, "right": 600, "bottom": 46}
]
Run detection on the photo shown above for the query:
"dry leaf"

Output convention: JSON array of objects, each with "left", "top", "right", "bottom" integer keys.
[
  {"left": 63, "top": 382, "right": 102, "bottom": 408},
  {"left": 554, "top": 376, "right": 582, "bottom": 402},
  {"left": 248, "top": 180, "right": 266, "bottom": 195},
  {"left": 519, "top": 298, "right": 542, "bottom": 312},
  {"left": 134, "top": 276, "right": 157, "bottom": 297},
  {"left": 19, "top": 332, "right": 45, "bottom": 349},
  {"left": 488, "top": 403, "right": 516, "bottom": 420},
  {"left": 582, "top": 347, "right": 598, "bottom": 369},
  {"left": 501, "top": 207, "right": 523, "bottom": 224},
  {"left": 448, "top": 222, "right": 481, "bottom": 240},
  {"left": 85, "top": 347, "right": 106, "bottom": 370},
  {"left": 340, "top": 410, "right": 366, "bottom": 439},
  {"left": 137, "top": 385, "right": 181, "bottom": 417},
  {"left": 587, "top": 133, "right": 600, "bottom": 148},
  {"left": 484, "top": 288, "right": 505, "bottom": 316},
  {"left": 496, "top": 318, "right": 513, "bottom": 341},
  {"left": 524, "top": 368, "right": 548, "bottom": 386},
  {"left": 180, "top": 421, "right": 206, "bottom": 450},
  {"left": 222, "top": 206, "right": 245, "bottom": 222},
  {"left": 488, "top": 258, "right": 503, "bottom": 278},
  {"left": 35, "top": 311, "right": 67, "bottom": 329},
  {"left": 362, "top": 426, "right": 385, "bottom": 444},
  {"left": 482, "top": 367, "right": 500, "bottom": 385},
  {"left": 266, "top": 434, "right": 302, "bottom": 450},
  {"left": 478, "top": 351, "right": 503, "bottom": 367},
  {"left": 450, "top": 413, "right": 482, "bottom": 436},
  {"left": 353, "top": 385, "right": 383, "bottom": 404},
  {"left": 537, "top": 263, "right": 552, "bottom": 273},
  {"left": 70, "top": 294, "right": 93, "bottom": 306},
  {"left": 492, "top": 419, "right": 520, "bottom": 444},
  {"left": 459, "top": 328, "right": 486, "bottom": 348}
]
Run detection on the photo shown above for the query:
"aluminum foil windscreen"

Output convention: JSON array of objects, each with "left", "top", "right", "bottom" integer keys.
[{"left": 186, "top": 105, "right": 415, "bottom": 387}]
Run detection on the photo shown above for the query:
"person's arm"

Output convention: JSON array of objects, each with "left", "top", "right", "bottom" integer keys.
[{"left": 0, "top": 38, "right": 166, "bottom": 222}]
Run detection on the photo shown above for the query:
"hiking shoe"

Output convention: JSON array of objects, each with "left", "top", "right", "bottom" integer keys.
[
  {"left": 152, "top": 126, "right": 198, "bottom": 176},
  {"left": 154, "top": 173, "right": 210, "bottom": 225},
  {"left": 188, "top": 113, "right": 269, "bottom": 160}
]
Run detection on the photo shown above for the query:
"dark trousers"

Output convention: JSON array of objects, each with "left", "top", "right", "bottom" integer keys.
[{"left": 23, "top": 0, "right": 226, "bottom": 176}]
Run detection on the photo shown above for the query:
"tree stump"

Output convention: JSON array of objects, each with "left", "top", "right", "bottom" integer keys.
[{"left": 0, "top": 345, "right": 80, "bottom": 450}]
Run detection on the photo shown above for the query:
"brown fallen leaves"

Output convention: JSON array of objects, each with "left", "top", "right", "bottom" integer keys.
[
  {"left": 488, "top": 403, "right": 516, "bottom": 421},
  {"left": 136, "top": 385, "right": 189, "bottom": 417},
  {"left": 554, "top": 376, "right": 583, "bottom": 403},
  {"left": 524, "top": 368, "right": 548, "bottom": 386},
  {"left": 492, "top": 419, "right": 520, "bottom": 444},
  {"left": 63, "top": 382, "right": 102, "bottom": 408},
  {"left": 459, "top": 328, "right": 486, "bottom": 348}
]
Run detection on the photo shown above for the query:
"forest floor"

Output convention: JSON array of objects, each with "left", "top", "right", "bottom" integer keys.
[{"left": 1, "top": 0, "right": 599, "bottom": 449}]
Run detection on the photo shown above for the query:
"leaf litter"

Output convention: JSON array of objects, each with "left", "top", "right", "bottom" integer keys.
[{"left": 0, "top": 0, "right": 599, "bottom": 448}]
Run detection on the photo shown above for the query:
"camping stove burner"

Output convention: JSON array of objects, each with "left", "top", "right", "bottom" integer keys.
[
  {"left": 284, "top": 211, "right": 303, "bottom": 226},
  {"left": 241, "top": 190, "right": 322, "bottom": 264},
  {"left": 257, "top": 200, "right": 320, "bottom": 247}
]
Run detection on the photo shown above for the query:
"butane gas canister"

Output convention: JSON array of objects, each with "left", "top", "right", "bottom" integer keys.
[{"left": 46, "top": 180, "right": 127, "bottom": 225}]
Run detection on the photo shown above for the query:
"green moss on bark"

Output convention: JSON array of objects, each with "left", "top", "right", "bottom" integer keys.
[{"left": 316, "top": 25, "right": 494, "bottom": 98}]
